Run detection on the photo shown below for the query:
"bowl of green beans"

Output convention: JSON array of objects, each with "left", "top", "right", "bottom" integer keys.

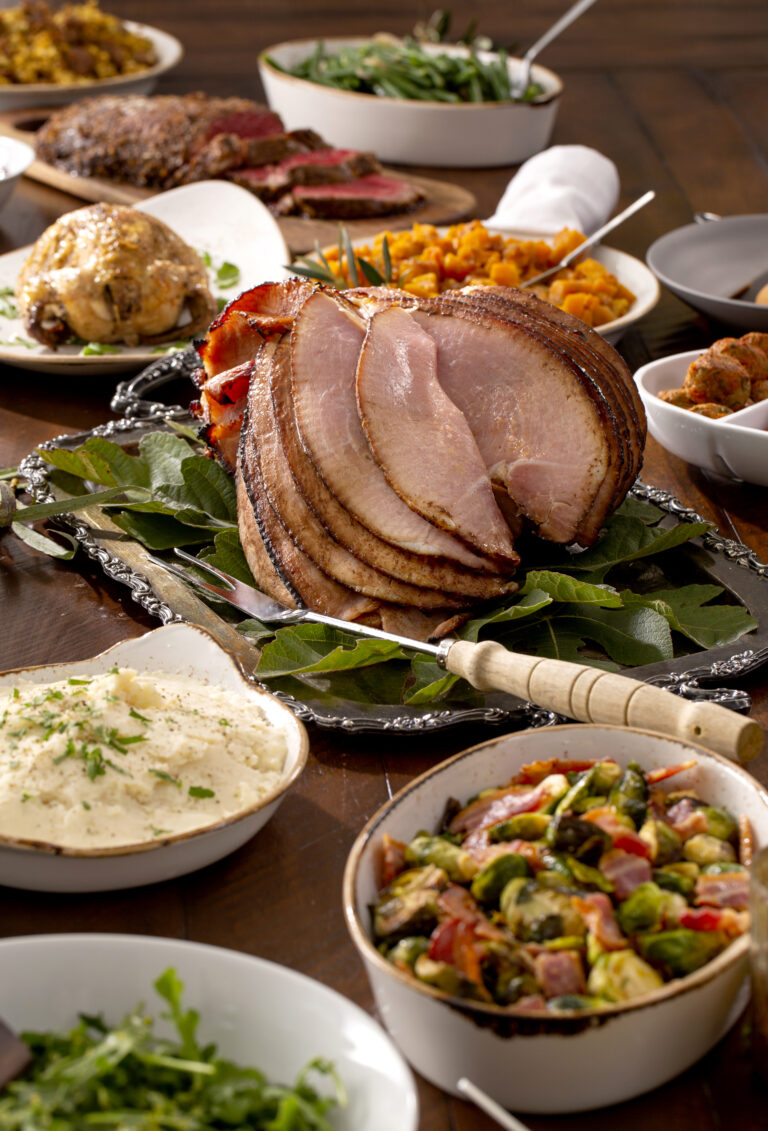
[{"left": 258, "top": 36, "right": 562, "bottom": 168}]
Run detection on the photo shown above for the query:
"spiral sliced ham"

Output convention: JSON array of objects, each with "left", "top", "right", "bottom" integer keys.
[{"left": 193, "top": 279, "right": 645, "bottom": 640}]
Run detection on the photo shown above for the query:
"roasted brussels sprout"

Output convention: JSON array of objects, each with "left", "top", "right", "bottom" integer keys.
[
  {"left": 587, "top": 949, "right": 664, "bottom": 1002},
  {"left": 387, "top": 936, "right": 430, "bottom": 970},
  {"left": 373, "top": 864, "right": 446, "bottom": 941},
  {"left": 683, "top": 833, "right": 737, "bottom": 866},
  {"left": 470, "top": 853, "right": 530, "bottom": 904},
  {"left": 488, "top": 812, "right": 550, "bottom": 842},
  {"left": 694, "top": 806, "right": 739, "bottom": 842},
  {"left": 554, "top": 767, "right": 598, "bottom": 816},
  {"left": 413, "top": 954, "right": 479, "bottom": 998},
  {"left": 609, "top": 762, "right": 648, "bottom": 827},
  {"left": 500, "top": 878, "right": 587, "bottom": 942},
  {"left": 590, "top": 760, "right": 624, "bottom": 793},
  {"left": 701, "top": 861, "right": 746, "bottom": 875},
  {"left": 639, "top": 817, "right": 682, "bottom": 864},
  {"left": 638, "top": 928, "right": 725, "bottom": 978},
  {"left": 616, "top": 882, "right": 663, "bottom": 935},
  {"left": 404, "top": 832, "right": 478, "bottom": 881},
  {"left": 653, "top": 861, "right": 699, "bottom": 897},
  {"left": 545, "top": 813, "right": 611, "bottom": 863}
]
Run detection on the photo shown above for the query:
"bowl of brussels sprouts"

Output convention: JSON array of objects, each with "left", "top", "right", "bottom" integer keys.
[{"left": 343, "top": 723, "right": 767, "bottom": 1113}]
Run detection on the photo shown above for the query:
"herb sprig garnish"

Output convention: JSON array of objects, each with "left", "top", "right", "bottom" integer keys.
[{"left": 0, "top": 968, "right": 345, "bottom": 1129}]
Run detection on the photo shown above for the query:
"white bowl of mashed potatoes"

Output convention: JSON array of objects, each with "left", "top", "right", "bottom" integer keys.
[{"left": 0, "top": 623, "right": 309, "bottom": 891}]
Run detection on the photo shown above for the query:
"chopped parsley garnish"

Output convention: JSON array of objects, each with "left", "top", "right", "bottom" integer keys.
[
  {"left": 149, "top": 768, "right": 182, "bottom": 788},
  {"left": 188, "top": 786, "right": 215, "bottom": 799},
  {"left": 129, "top": 707, "right": 151, "bottom": 723}
]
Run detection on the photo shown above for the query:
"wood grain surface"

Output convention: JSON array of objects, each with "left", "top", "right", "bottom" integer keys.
[{"left": 1, "top": 2, "right": 768, "bottom": 1129}]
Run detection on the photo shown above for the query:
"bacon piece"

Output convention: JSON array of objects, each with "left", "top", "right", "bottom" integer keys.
[
  {"left": 679, "top": 906, "right": 749, "bottom": 938},
  {"left": 695, "top": 871, "right": 750, "bottom": 910},
  {"left": 448, "top": 781, "right": 550, "bottom": 836},
  {"left": 380, "top": 834, "right": 406, "bottom": 887},
  {"left": 515, "top": 758, "right": 602, "bottom": 785},
  {"left": 645, "top": 760, "right": 697, "bottom": 784},
  {"left": 598, "top": 848, "right": 652, "bottom": 899},
  {"left": 514, "top": 994, "right": 548, "bottom": 1012},
  {"left": 572, "top": 892, "right": 627, "bottom": 951},
  {"left": 665, "top": 798, "right": 709, "bottom": 839},
  {"left": 461, "top": 829, "right": 544, "bottom": 870},
  {"left": 533, "top": 950, "right": 587, "bottom": 999},
  {"left": 582, "top": 808, "right": 651, "bottom": 858}
]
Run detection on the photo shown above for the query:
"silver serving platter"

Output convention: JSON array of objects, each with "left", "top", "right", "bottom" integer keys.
[{"left": 16, "top": 350, "right": 768, "bottom": 734}]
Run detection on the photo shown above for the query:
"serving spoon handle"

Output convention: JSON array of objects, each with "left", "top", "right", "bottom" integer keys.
[
  {"left": 515, "top": 0, "right": 598, "bottom": 95},
  {"left": 442, "top": 640, "right": 764, "bottom": 764}
]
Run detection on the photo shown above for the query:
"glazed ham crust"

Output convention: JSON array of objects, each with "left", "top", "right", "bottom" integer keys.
[{"left": 193, "top": 280, "right": 645, "bottom": 640}]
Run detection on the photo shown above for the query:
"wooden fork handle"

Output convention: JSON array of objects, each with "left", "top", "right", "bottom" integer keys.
[{"left": 444, "top": 639, "right": 764, "bottom": 764}]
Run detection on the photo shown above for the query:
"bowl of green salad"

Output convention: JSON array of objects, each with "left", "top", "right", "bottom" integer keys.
[
  {"left": 344, "top": 723, "right": 767, "bottom": 1113},
  {"left": 258, "top": 36, "right": 562, "bottom": 168},
  {"left": 0, "top": 933, "right": 419, "bottom": 1130}
]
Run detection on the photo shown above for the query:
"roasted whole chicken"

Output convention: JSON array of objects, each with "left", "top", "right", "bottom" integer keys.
[{"left": 16, "top": 203, "right": 217, "bottom": 348}]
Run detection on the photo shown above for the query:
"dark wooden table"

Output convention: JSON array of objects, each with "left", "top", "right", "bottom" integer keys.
[{"left": 1, "top": 1, "right": 768, "bottom": 1126}]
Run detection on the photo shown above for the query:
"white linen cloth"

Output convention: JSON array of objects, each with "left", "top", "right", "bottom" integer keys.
[{"left": 485, "top": 145, "right": 620, "bottom": 236}]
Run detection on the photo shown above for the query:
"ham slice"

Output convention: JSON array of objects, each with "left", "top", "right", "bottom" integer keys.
[
  {"left": 248, "top": 335, "right": 467, "bottom": 609},
  {"left": 290, "top": 291, "right": 505, "bottom": 570},
  {"left": 357, "top": 305, "right": 519, "bottom": 566}
]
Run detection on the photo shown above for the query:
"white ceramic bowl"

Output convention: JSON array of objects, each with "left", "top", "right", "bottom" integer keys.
[
  {"left": 0, "top": 21, "right": 183, "bottom": 111},
  {"left": 635, "top": 349, "right": 768, "bottom": 485},
  {"left": 646, "top": 215, "right": 768, "bottom": 332},
  {"left": 0, "top": 623, "right": 308, "bottom": 892},
  {"left": 0, "top": 135, "right": 33, "bottom": 209},
  {"left": 0, "top": 933, "right": 419, "bottom": 1131},
  {"left": 258, "top": 37, "right": 561, "bottom": 168},
  {"left": 344, "top": 724, "right": 768, "bottom": 1114}
]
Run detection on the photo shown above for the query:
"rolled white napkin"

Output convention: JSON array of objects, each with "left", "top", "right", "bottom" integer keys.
[{"left": 485, "top": 145, "right": 620, "bottom": 236}]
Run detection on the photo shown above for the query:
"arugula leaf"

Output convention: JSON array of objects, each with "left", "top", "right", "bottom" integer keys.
[
  {"left": 80, "top": 341, "right": 122, "bottom": 356},
  {"left": 216, "top": 261, "right": 241, "bottom": 289}
]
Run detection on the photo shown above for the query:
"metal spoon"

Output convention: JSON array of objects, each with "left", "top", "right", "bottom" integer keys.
[
  {"left": 519, "top": 188, "right": 656, "bottom": 289},
  {"left": 513, "top": 0, "right": 599, "bottom": 98},
  {"left": 457, "top": 1078, "right": 533, "bottom": 1131}
]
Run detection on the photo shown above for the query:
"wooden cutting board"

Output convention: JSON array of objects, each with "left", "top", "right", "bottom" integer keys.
[{"left": 0, "top": 108, "right": 477, "bottom": 254}]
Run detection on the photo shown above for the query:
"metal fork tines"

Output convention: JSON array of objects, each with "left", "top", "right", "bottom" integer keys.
[{"left": 145, "top": 550, "right": 303, "bottom": 624}]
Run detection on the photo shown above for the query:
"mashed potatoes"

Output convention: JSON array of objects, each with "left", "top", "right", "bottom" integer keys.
[{"left": 0, "top": 668, "right": 288, "bottom": 850}]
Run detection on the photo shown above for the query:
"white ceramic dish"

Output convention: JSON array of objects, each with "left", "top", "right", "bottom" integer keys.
[
  {"left": 0, "top": 623, "right": 308, "bottom": 892},
  {"left": 259, "top": 37, "right": 561, "bottom": 168},
  {"left": 0, "top": 179, "right": 290, "bottom": 376},
  {"left": 0, "top": 933, "right": 419, "bottom": 1131},
  {"left": 635, "top": 349, "right": 768, "bottom": 486},
  {"left": 0, "top": 21, "right": 182, "bottom": 111},
  {"left": 0, "top": 135, "right": 33, "bottom": 210},
  {"left": 344, "top": 723, "right": 768, "bottom": 1114},
  {"left": 646, "top": 215, "right": 768, "bottom": 332},
  {"left": 310, "top": 233, "right": 658, "bottom": 345}
]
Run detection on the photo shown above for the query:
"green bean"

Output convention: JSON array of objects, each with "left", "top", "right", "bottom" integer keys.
[{"left": 270, "top": 38, "right": 543, "bottom": 104}]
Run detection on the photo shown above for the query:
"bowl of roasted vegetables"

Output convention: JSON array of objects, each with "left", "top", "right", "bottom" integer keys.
[
  {"left": 0, "top": 933, "right": 419, "bottom": 1130},
  {"left": 258, "top": 36, "right": 561, "bottom": 168},
  {"left": 343, "top": 723, "right": 767, "bottom": 1113},
  {"left": 635, "top": 338, "right": 768, "bottom": 486}
]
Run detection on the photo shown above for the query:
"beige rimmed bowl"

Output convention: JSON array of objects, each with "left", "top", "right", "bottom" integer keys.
[
  {"left": 0, "top": 623, "right": 308, "bottom": 892},
  {"left": 258, "top": 37, "right": 562, "bottom": 168},
  {"left": 343, "top": 723, "right": 768, "bottom": 1113},
  {"left": 0, "top": 21, "right": 183, "bottom": 111}
]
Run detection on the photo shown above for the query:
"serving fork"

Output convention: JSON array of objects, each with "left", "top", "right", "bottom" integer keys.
[{"left": 146, "top": 549, "right": 763, "bottom": 765}]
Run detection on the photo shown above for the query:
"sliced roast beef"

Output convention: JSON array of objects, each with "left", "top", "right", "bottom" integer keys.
[
  {"left": 230, "top": 148, "right": 382, "bottom": 201},
  {"left": 290, "top": 291, "right": 506, "bottom": 571},
  {"left": 357, "top": 305, "right": 519, "bottom": 566},
  {"left": 288, "top": 174, "right": 425, "bottom": 219}
]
